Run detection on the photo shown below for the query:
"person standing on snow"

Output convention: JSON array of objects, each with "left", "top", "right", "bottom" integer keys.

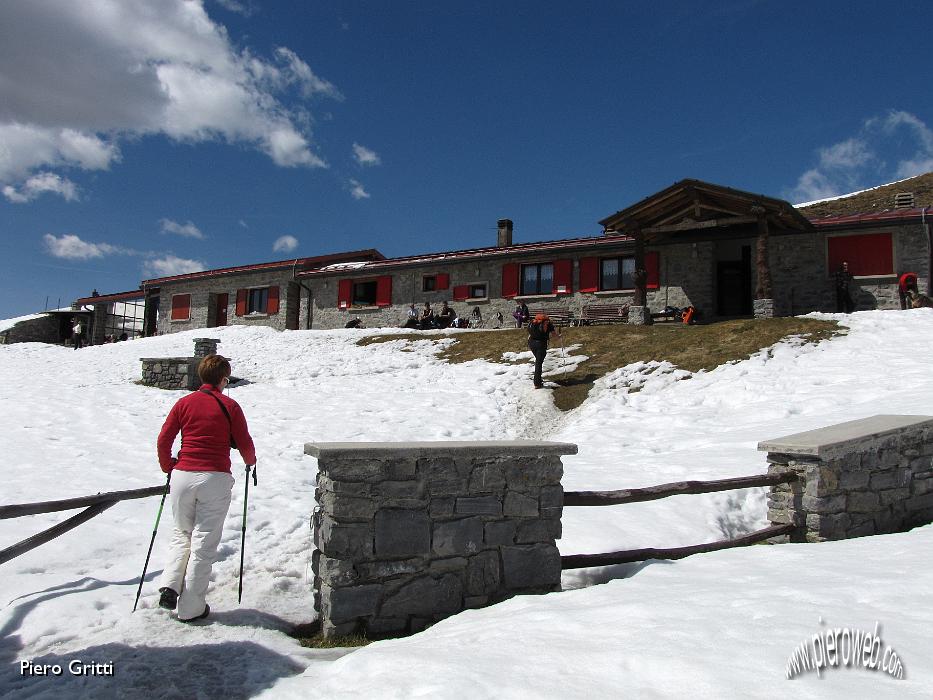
[
  {"left": 72, "top": 317, "right": 85, "bottom": 350},
  {"left": 527, "top": 313, "right": 560, "bottom": 389},
  {"left": 156, "top": 354, "right": 256, "bottom": 622},
  {"left": 834, "top": 261, "right": 855, "bottom": 313}
]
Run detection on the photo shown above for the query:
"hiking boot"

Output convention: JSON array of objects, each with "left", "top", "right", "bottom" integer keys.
[
  {"left": 158, "top": 587, "right": 178, "bottom": 610},
  {"left": 179, "top": 604, "right": 210, "bottom": 623}
]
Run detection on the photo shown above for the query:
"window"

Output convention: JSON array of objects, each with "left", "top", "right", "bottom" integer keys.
[
  {"left": 337, "top": 276, "right": 392, "bottom": 308},
  {"left": 453, "top": 283, "right": 488, "bottom": 301},
  {"left": 600, "top": 256, "right": 636, "bottom": 290},
  {"left": 352, "top": 280, "right": 378, "bottom": 306},
  {"left": 521, "top": 263, "right": 554, "bottom": 295},
  {"left": 580, "top": 253, "right": 659, "bottom": 293},
  {"left": 104, "top": 298, "right": 145, "bottom": 338},
  {"left": 422, "top": 273, "right": 449, "bottom": 292},
  {"left": 170, "top": 294, "right": 190, "bottom": 321},
  {"left": 827, "top": 233, "right": 894, "bottom": 277},
  {"left": 248, "top": 287, "right": 269, "bottom": 314},
  {"left": 235, "top": 286, "right": 280, "bottom": 316}
]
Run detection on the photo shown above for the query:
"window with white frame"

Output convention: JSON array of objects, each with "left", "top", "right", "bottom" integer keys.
[{"left": 520, "top": 263, "right": 554, "bottom": 295}]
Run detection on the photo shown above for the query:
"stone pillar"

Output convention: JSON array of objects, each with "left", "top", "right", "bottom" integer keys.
[
  {"left": 307, "top": 440, "right": 577, "bottom": 638},
  {"left": 90, "top": 305, "right": 108, "bottom": 345},
  {"left": 627, "top": 305, "right": 652, "bottom": 325},
  {"left": 193, "top": 338, "right": 220, "bottom": 357},
  {"left": 753, "top": 298, "right": 774, "bottom": 319},
  {"left": 759, "top": 415, "right": 933, "bottom": 542}
]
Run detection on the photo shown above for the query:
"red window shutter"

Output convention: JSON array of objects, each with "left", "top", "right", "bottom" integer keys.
[
  {"left": 579, "top": 257, "right": 599, "bottom": 293},
  {"left": 828, "top": 233, "right": 893, "bottom": 277},
  {"left": 645, "top": 251, "right": 660, "bottom": 289},
  {"left": 436, "top": 273, "right": 450, "bottom": 290},
  {"left": 171, "top": 294, "right": 190, "bottom": 320},
  {"left": 267, "top": 286, "right": 280, "bottom": 314},
  {"left": 337, "top": 279, "right": 352, "bottom": 309},
  {"left": 452, "top": 284, "right": 469, "bottom": 301},
  {"left": 501, "top": 263, "right": 519, "bottom": 298},
  {"left": 375, "top": 275, "right": 393, "bottom": 307},
  {"left": 553, "top": 259, "right": 573, "bottom": 294},
  {"left": 235, "top": 289, "right": 247, "bottom": 316}
]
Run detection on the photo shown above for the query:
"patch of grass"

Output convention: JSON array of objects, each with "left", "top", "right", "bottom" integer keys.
[
  {"left": 358, "top": 317, "right": 842, "bottom": 411},
  {"left": 290, "top": 622, "right": 372, "bottom": 648}
]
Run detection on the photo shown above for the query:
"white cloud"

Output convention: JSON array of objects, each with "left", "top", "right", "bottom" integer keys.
[
  {"left": 352, "top": 143, "right": 381, "bottom": 167},
  {"left": 3, "top": 172, "right": 78, "bottom": 203},
  {"left": 789, "top": 110, "right": 933, "bottom": 203},
  {"left": 274, "top": 47, "right": 343, "bottom": 100},
  {"left": 238, "top": 219, "right": 248, "bottom": 228},
  {"left": 348, "top": 178, "right": 370, "bottom": 200},
  {"left": 273, "top": 235, "right": 299, "bottom": 253},
  {"left": 0, "top": 0, "right": 338, "bottom": 188},
  {"left": 43, "top": 234, "right": 126, "bottom": 260},
  {"left": 143, "top": 255, "right": 206, "bottom": 278},
  {"left": 214, "top": 0, "right": 253, "bottom": 16},
  {"left": 160, "top": 218, "right": 205, "bottom": 239}
]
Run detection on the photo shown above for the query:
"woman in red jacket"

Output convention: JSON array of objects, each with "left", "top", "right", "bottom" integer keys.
[{"left": 156, "top": 354, "right": 256, "bottom": 622}]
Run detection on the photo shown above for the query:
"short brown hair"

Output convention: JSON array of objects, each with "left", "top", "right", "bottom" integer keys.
[{"left": 198, "top": 354, "right": 231, "bottom": 386}]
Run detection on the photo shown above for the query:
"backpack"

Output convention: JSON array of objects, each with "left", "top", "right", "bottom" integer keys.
[{"left": 528, "top": 320, "right": 550, "bottom": 342}]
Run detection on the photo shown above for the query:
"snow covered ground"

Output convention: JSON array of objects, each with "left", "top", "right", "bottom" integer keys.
[{"left": 1, "top": 311, "right": 931, "bottom": 698}]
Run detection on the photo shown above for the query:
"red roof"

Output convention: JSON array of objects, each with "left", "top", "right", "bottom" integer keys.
[
  {"left": 298, "top": 234, "right": 636, "bottom": 276},
  {"left": 808, "top": 207, "right": 932, "bottom": 228},
  {"left": 74, "top": 290, "right": 146, "bottom": 305},
  {"left": 141, "top": 248, "right": 385, "bottom": 286}
]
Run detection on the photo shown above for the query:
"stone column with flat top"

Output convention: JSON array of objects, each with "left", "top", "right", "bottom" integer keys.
[
  {"left": 307, "top": 440, "right": 576, "bottom": 638},
  {"left": 760, "top": 415, "right": 933, "bottom": 542}
]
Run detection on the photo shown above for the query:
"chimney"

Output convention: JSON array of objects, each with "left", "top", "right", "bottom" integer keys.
[
  {"left": 894, "top": 192, "right": 915, "bottom": 209},
  {"left": 497, "top": 219, "right": 513, "bottom": 247}
]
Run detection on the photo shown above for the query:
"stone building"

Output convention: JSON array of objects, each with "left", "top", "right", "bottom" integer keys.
[
  {"left": 139, "top": 249, "right": 384, "bottom": 335},
  {"left": 31, "top": 171, "right": 927, "bottom": 339},
  {"left": 299, "top": 177, "right": 932, "bottom": 329}
]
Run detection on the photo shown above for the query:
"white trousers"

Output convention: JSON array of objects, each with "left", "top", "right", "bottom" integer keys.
[{"left": 159, "top": 470, "right": 234, "bottom": 620}]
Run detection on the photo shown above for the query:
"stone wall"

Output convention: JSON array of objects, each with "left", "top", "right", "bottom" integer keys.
[
  {"left": 760, "top": 415, "right": 933, "bottom": 542},
  {"left": 140, "top": 357, "right": 200, "bottom": 390},
  {"left": 305, "top": 241, "right": 715, "bottom": 330},
  {"left": 0, "top": 314, "right": 61, "bottom": 345},
  {"left": 139, "top": 338, "right": 219, "bottom": 390},
  {"left": 307, "top": 440, "right": 576, "bottom": 638},
  {"left": 770, "top": 224, "right": 929, "bottom": 314}
]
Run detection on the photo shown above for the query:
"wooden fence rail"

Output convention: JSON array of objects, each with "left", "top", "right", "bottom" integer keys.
[
  {"left": 563, "top": 471, "right": 798, "bottom": 507},
  {"left": 0, "top": 484, "right": 168, "bottom": 566},
  {"left": 560, "top": 523, "right": 795, "bottom": 570},
  {"left": 0, "top": 485, "right": 166, "bottom": 520}
]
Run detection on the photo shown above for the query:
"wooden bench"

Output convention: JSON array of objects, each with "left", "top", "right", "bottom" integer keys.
[
  {"left": 579, "top": 303, "right": 630, "bottom": 325},
  {"left": 528, "top": 308, "right": 575, "bottom": 327}
]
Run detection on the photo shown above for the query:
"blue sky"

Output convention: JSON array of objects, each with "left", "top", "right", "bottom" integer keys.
[{"left": 2, "top": 0, "right": 932, "bottom": 319}]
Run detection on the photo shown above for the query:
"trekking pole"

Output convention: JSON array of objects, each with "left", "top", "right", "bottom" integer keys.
[
  {"left": 132, "top": 471, "right": 172, "bottom": 612},
  {"left": 559, "top": 327, "right": 565, "bottom": 369},
  {"left": 238, "top": 460, "right": 258, "bottom": 604}
]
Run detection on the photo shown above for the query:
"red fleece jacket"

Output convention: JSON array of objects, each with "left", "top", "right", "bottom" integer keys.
[{"left": 158, "top": 384, "right": 257, "bottom": 473}]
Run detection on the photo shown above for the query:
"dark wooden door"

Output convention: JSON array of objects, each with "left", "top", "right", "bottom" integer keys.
[
  {"left": 717, "top": 246, "right": 752, "bottom": 316},
  {"left": 214, "top": 293, "right": 228, "bottom": 327}
]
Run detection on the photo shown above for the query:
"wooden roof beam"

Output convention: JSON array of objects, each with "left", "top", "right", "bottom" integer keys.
[{"left": 643, "top": 215, "right": 757, "bottom": 235}]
